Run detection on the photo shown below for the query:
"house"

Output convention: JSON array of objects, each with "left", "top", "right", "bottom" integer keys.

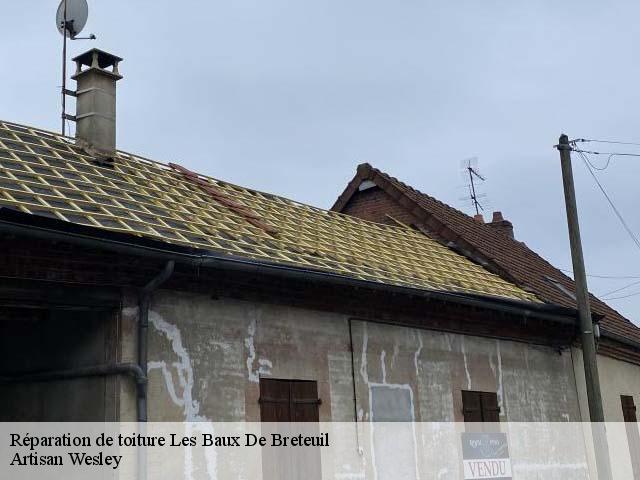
[
  {"left": 0, "top": 50, "right": 587, "bottom": 428},
  {"left": 331, "top": 162, "right": 640, "bottom": 422}
]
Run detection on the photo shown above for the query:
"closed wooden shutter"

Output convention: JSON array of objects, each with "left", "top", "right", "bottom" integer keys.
[
  {"left": 621, "top": 396, "right": 640, "bottom": 479},
  {"left": 480, "top": 392, "right": 501, "bottom": 422},
  {"left": 259, "top": 378, "right": 291, "bottom": 422},
  {"left": 259, "top": 378, "right": 320, "bottom": 422},
  {"left": 462, "top": 390, "right": 483, "bottom": 422},
  {"left": 291, "top": 380, "right": 321, "bottom": 422},
  {"left": 259, "top": 379, "right": 322, "bottom": 480},
  {"left": 462, "top": 390, "right": 500, "bottom": 422},
  {"left": 622, "top": 395, "right": 638, "bottom": 422}
]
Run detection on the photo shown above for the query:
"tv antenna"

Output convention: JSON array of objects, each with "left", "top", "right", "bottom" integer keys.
[
  {"left": 460, "top": 157, "right": 487, "bottom": 215},
  {"left": 56, "top": 0, "right": 96, "bottom": 136}
]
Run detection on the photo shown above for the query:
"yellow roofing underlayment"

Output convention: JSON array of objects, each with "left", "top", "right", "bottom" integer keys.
[{"left": 0, "top": 120, "right": 539, "bottom": 302}]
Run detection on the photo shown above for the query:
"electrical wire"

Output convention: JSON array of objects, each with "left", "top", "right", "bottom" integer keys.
[
  {"left": 568, "top": 141, "right": 640, "bottom": 171},
  {"left": 559, "top": 268, "right": 640, "bottom": 280},
  {"left": 573, "top": 138, "right": 640, "bottom": 147},
  {"left": 577, "top": 151, "right": 614, "bottom": 171},
  {"left": 573, "top": 148, "right": 640, "bottom": 301},
  {"left": 572, "top": 149, "right": 640, "bottom": 158},
  {"left": 558, "top": 143, "right": 640, "bottom": 303},
  {"left": 600, "top": 279, "right": 640, "bottom": 298},
  {"left": 602, "top": 289, "right": 640, "bottom": 301},
  {"left": 575, "top": 148, "right": 640, "bottom": 253}
]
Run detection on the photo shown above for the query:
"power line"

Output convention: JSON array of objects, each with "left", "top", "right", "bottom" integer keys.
[
  {"left": 575, "top": 148, "right": 640, "bottom": 253},
  {"left": 600, "top": 279, "right": 640, "bottom": 298},
  {"left": 567, "top": 146, "right": 640, "bottom": 302},
  {"left": 559, "top": 268, "right": 640, "bottom": 280},
  {"left": 574, "top": 138, "right": 640, "bottom": 147},
  {"left": 579, "top": 151, "right": 613, "bottom": 171},
  {"left": 572, "top": 149, "right": 640, "bottom": 158},
  {"left": 569, "top": 146, "right": 640, "bottom": 171},
  {"left": 602, "top": 289, "right": 640, "bottom": 301}
]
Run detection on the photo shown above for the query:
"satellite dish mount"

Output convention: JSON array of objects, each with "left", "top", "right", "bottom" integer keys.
[{"left": 56, "top": 0, "right": 96, "bottom": 135}]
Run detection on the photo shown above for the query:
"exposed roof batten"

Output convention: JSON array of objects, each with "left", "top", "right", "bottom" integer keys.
[{"left": 0, "top": 120, "right": 540, "bottom": 302}]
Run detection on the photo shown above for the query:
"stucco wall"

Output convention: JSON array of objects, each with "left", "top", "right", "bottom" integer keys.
[
  {"left": 572, "top": 347, "right": 640, "bottom": 421},
  {"left": 119, "top": 289, "right": 581, "bottom": 423}
]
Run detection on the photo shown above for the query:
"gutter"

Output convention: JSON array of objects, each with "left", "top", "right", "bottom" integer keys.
[
  {"left": 601, "top": 328, "right": 640, "bottom": 351},
  {"left": 0, "top": 209, "right": 578, "bottom": 325},
  {"left": 0, "top": 363, "right": 145, "bottom": 386}
]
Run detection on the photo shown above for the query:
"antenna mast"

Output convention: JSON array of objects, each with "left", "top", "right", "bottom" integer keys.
[
  {"left": 56, "top": 0, "right": 96, "bottom": 136},
  {"left": 467, "top": 164, "right": 485, "bottom": 215},
  {"left": 61, "top": 0, "right": 68, "bottom": 136},
  {"left": 459, "top": 157, "right": 486, "bottom": 215}
]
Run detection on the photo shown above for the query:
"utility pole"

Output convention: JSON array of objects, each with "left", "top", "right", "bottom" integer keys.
[
  {"left": 557, "top": 134, "right": 611, "bottom": 480},
  {"left": 557, "top": 134, "right": 604, "bottom": 421}
]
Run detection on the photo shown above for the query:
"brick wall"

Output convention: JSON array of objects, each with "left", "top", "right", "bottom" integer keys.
[{"left": 341, "top": 187, "right": 417, "bottom": 227}]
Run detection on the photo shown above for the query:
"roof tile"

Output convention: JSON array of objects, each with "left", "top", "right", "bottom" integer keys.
[
  {"left": 334, "top": 163, "right": 640, "bottom": 343},
  {"left": 0, "top": 121, "right": 538, "bottom": 303}
]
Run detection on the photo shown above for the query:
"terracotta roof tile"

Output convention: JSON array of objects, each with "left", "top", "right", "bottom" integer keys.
[
  {"left": 332, "top": 163, "right": 640, "bottom": 343},
  {"left": 0, "top": 121, "right": 539, "bottom": 302}
]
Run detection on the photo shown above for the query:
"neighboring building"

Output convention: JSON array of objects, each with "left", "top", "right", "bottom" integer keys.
[
  {"left": 331, "top": 162, "right": 640, "bottom": 422},
  {"left": 0, "top": 50, "right": 588, "bottom": 426}
]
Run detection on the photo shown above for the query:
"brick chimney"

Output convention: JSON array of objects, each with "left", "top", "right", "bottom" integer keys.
[
  {"left": 72, "top": 49, "right": 123, "bottom": 159},
  {"left": 488, "top": 211, "right": 514, "bottom": 239}
]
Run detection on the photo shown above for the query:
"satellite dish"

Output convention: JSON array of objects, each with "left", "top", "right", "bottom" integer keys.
[{"left": 56, "top": 0, "right": 89, "bottom": 38}]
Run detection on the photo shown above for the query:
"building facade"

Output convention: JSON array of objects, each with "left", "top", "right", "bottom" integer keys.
[
  {"left": 0, "top": 118, "right": 582, "bottom": 425},
  {"left": 331, "top": 162, "right": 640, "bottom": 423}
]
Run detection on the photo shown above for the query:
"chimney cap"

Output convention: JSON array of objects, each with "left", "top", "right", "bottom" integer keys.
[
  {"left": 492, "top": 211, "right": 505, "bottom": 222},
  {"left": 487, "top": 210, "right": 515, "bottom": 239},
  {"left": 72, "top": 48, "right": 123, "bottom": 68},
  {"left": 473, "top": 214, "right": 484, "bottom": 223}
]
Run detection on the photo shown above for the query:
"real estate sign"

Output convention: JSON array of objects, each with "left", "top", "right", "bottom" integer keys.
[{"left": 461, "top": 432, "right": 512, "bottom": 480}]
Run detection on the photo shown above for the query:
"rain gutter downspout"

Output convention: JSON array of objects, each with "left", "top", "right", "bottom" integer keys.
[{"left": 138, "top": 260, "right": 174, "bottom": 422}]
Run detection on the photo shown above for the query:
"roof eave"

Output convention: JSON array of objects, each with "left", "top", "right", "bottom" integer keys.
[{"left": 0, "top": 207, "right": 577, "bottom": 325}]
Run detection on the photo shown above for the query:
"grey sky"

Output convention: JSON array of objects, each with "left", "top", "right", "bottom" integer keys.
[{"left": 2, "top": 1, "right": 640, "bottom": 324}]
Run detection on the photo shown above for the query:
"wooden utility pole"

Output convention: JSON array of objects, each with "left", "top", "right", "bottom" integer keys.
[
  {"left": 557, "top": 134, "right": 612, "bottom": 480},
  {"left": 557, "top": 134, "right": 604, "bottom": 421}
]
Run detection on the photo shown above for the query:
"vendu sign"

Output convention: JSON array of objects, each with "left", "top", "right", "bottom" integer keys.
[{"left": 461, "top": 432, "right": 512, "bottom": 480}]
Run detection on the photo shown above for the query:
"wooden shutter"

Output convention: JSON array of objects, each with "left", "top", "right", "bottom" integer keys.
[
  {"left": 259, "top": 378, "right": 320, "bottom": 422},
  {"left": 622, "top": 395, "right": 638, "bottom": 422},
  {"left": 259, "top": 378, "right": 292, "bottom": 422},
  {"left": 259, "top": 379, "right": 322, "bottom": 480},
  {"left": 291, "top": 380, "right": 320, "bottom": 422},
  {"left": 462, "top": 390, "right": 500, "bottom": 422},
  {"left": 480, "top": 392, "right": 501, "bottom": 422},
  {"left": 462, "top": 391, "right": 483, "bottom": 422},
  {"left": 621, "top": 396, "right": 640, "bottom": 479}
]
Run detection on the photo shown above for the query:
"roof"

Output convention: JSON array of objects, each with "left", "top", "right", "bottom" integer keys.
[
  {"left": 332, "top": 163, "right": 640, "bottom": 343},
  {"left": 0, "top": 120, "right": 540, "bottom": 303}
]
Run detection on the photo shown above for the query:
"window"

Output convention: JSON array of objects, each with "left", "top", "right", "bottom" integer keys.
[
  {"left": 462, "top": 390, "right": 500, "bottom": 422},
  {"left": 259, "top": 378, "right": 320, "bottom": 422}
]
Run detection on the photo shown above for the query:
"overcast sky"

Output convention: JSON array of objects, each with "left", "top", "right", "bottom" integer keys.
[{"left": 2, "top": 1, "right": 640, "bottom": 324}]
